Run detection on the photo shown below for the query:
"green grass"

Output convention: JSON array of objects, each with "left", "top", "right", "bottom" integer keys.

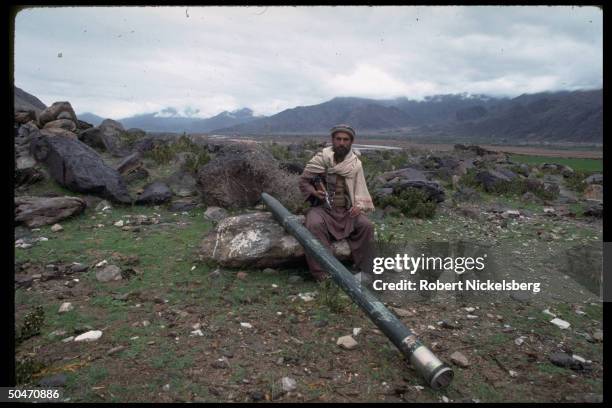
[{"left": 509, "top": 154, "right": 602, "bottom": 172}]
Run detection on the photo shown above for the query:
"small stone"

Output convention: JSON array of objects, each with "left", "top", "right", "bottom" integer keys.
[
  {"left": 514, "top": 336, "right": 525, "bottom": 346},
  {"left": 592, "top": 329, "right": 603, "bottom": 342},
  {"left": 298, "top": 292, "right": 316, "bottom": 302},
  {"left": 466, "top": 314, "right": 478, "bottom": 319},
  {"left": 450, "top": 351, "right": 469, "bottom": 368},
  {"left": 542, "top": 308, "right": 556, "bottom": 317},
  {"left": 550, "top": 318, "right": 570, "bottom": 330},
  {"left": 142, "top": 320, "right": 150, "bottom": 327},
  {"left": 107, "top": 345, "right": 126, "bottom": 355},
  {"left": 38, "top": 373, "right": 67, "bottom": 388},
  {"left": 114, "top": 220, "right": 124, "bottom": 227},
  {"left": 70, "top": 263, "right": 88, "bottom": 273},
  {"left": 51, "top": 224, "right": 63, "bottom": 232},
  {"left": 464, "top": 307, "right": 475, "bottom": 313},
  {"left": 337, "top": 335, "right": 358, "bottom": 350},
  {"left": 95, "top": 260, "right": 108, "bottom": 268},
  {"left": 508, "top": 370, "right": 518, "bottom": 378},
  {"left": 390, "top": 307, "right": 414, "bottom": 317},
  {"left": 49, "top": 329, "right": 67, "bottom": 337},
  {"left": 211, "top": 357, "right": 230, "bottom": 369},
  {"left": 190, "top": 329, "right": 204, "bottom": 337},
  {"left": 96, "top": 265, "right": 122, "bottom": 282},
  {"left": 240, "top": 322, "right": 253, "bottom": 329},
  {"left": 58, "top": 302, "right": 73, "bottom": 313},
  {"left": 281, "top": 376, "right": 297, "bottom": 392},
  {"left": 352, "top": 328, "right": 362, "bottom": 337},
  {"left": 62, "top": 336, "right": 74, "bottom": 343},
  {"left": 439, "top": 320, "right": 461, "bottom": 329},
  {"left": 442, "top": 395, "right": 450, "bottom": 403},
  {"left": 74, "top": 330, "right": 103, "bottom": 342},
  {"left": 162, "top": 384, "right": 170, "bottom": 392}
]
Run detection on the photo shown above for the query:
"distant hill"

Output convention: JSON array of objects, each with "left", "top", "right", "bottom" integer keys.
[
  {"left": 77, "top": 112, "right": 105, "bottom": 126},
  {"left": 113, "top": 107, "right": 262, "bottom": 133},
  {"left": 13, "top": 85, "right": 602, "bottom": 143},
  {"left": 213, "top": 90, "right": 602, "bottom": 143},
  {"left": 426, "top": 89, "right": 603, "bottom": 143},
  {"left": 14, "top": 86, "right": 47, "bottom": 113}
]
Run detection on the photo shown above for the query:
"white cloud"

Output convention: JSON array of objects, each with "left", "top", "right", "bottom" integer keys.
[{"left": 14, "top": 6, "right": 602, "bottom": 119}]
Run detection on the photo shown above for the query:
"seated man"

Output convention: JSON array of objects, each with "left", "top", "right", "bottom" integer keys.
[{"left": 299, "top": 124, "right": 376, "bottom": 282}]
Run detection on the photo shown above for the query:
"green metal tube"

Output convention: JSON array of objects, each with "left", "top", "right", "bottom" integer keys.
[{"left": 261, "top": 192, "right": 453, "bottom": 389}]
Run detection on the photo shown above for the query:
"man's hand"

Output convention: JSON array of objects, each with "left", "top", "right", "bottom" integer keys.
[
  {"left": 349, "top": 206, "right": 361, "bottom": 217},
  {"left": 312, "top": 190, "right": 326, "bottom": 200}
]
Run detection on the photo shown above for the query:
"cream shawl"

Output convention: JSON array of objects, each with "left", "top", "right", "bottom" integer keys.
[{"left": 304, "top": 146, "right": 375, "bottom": 212}]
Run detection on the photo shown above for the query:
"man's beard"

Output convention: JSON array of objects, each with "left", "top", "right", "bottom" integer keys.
[{"left": 333, "top": 145, "right": 351, "bottom": 160}]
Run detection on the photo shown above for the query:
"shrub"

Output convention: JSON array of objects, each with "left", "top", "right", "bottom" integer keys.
[{"left": 376, "top": 187, "right": 437, "bottom": 219}]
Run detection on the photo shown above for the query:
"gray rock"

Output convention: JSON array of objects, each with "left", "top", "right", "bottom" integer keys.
[
  {"left": 135, "top": 181, "right": 173, "bottom": 205},
  {"left": 281, "top": 376, "right": 297, "bottom": 392},
  {"left": 39, "top": 101, "right": 77, "bottom": 126},
  {"left": 15, "top": 196, "right": 86, "bottom": 228},
  {"left": 38, "top": 373, "right": 67, "bottom": 388},
  {"left": 584, "top": 173, "right": 602, "bottom": 185},
  {"left": 43, "top": 119, "right": 77, "bottom": 132},
  {"left": 164, "top": 171, "right": 198, "bottom": 197},
  {"left": 474, "top": 170, "right": 512, "bottom": 192},
  {"left": 70, "top": 263, "right": 88, "bottom": 273},
  {"left": 200, "top": 212, "right": 351, "bottom": 268},
  {"left": 96, "top": 265, "right": 122, "bottom": 282},
  {"left": 549, "top": 352, "right": 587, "bottom": 370},
  {"left": 116, "top": 152, "right": 142, "bottom": 175},
  {"left": 204, "top": 206, "right": 228, "bottom": 222},
  {"left": 450, "top": 351, "right": 470, "bottom": 368},
  {"left": 29, "top": 135, "right": 132, "bottom": 203}
]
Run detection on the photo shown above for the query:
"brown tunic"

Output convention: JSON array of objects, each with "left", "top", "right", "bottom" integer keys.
[{"left": 298, "top": 170, "right": 375, "bottom": 281}]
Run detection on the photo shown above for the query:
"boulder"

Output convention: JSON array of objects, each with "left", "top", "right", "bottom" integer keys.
[
  {"left": 377, "top": 167, "right": 445, "bottom": 203},
  {"left": 116, "top": 152, "right": 142, "bottom": 174},
  {"left": 15, "top": 155, "right": 45, "bottom": 187},
  {"left": 135, "top": 181, "right": 173, "bottom": 204},
  {"left": 200, "top": 211, "right": 351, "bottom": 268},
  {"left": 43, "top": 119, "right": 77, "bottom": 132},
  {"left": 76, "top": 119, "right": 93, "bottom": 131},
  {"left": 583, "top": 200, "right": 603, "bottom": 218},
  {"left": 15, "top": 111, "right": 37, "bottom": 124},
  {"left": 584, "top": 173, "right": 602, "bottom": 185},
  {"left": 164, "top": 170, "right": 198, "bottom": 197},
  {"left": 78, "top": 125, "right": 128, "bottom": 157},
  {"left": 132, "top": 136, "right": 157, "bottom": 153},
  {"left": 474, "top": 169, "right": 513, "bottom": 192},
  {"left": 38, "top": 102, "right": 77, "bottom": 127},
  {"left": 29, "top": 134, "right": 132, "bottom": 203},
  {"left": 15, "top": 196, "right": 86, "bottom": 227},
  {"left": 40, "top": 128, "right": 79, "bottom": 139},
  {"left": 196, "top": 146, "right": 279, "bottom": 209}
]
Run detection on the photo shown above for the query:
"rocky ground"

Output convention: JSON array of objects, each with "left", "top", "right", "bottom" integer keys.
[
  {"left": 13, "top": 100, "right": 603, "bottom": 402},
  {"left": 14, "top": 169, "right": 602, "bottom": 403}
]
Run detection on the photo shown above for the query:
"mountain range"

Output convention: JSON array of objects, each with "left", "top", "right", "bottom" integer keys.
[{"left": 14, "top": 86, "right": 602, "bottom": 143}]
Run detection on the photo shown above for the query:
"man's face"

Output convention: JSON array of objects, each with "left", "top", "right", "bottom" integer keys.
[{"left": 332, "top": 131, "right": 352, "bottom": 159}]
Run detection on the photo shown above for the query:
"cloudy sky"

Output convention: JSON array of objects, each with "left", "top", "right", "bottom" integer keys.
[{"left": 14, "top": 6, "right": 602, "bottom": 119}]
